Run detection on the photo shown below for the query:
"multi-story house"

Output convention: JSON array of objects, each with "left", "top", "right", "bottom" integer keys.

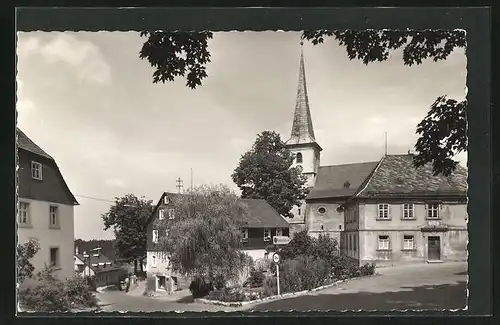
[
  {"left": 145, "top": 192, "right": 289, "bottom": 293},
  {"left": 284, "top": 44, "right": 468, "bottom": 265},
  {"left": 17, "top": 129, "right": 79, "bottom": 281}
]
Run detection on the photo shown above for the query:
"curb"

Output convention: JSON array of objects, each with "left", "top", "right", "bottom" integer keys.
[{"left": 195, "top": 274, "right": 378, "bottom": 307}]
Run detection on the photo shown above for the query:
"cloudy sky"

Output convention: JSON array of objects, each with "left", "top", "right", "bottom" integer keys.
[{"left": 16, "top": 31, "right": 467, "bottom": 240}]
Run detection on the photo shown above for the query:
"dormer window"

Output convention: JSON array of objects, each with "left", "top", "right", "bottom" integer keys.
[
  {"left": 163, "top": 196, "right": 170, "bottom": 205},
  {"left": 31, "top": 161, "right": 42, "bottom": 180},
  {"left": 296, "top": 152, "right": 303, "bottom": 164}
]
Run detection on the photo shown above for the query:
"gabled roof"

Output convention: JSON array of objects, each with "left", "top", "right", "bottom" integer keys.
[
  {"left": 355, "top": 154, "right": 468, "bottom": 197},
  {"left": 147, "top": 192, "right": 289, "bottom": 229},
  {"left": 241, "top": 199, "right": 290, "bottom": 228},
  {"left": 17, "top": 129, "right": 53, "bottom": 160},
  {"left": 307, "top": 161, "right": 379, "bottom": 199}
]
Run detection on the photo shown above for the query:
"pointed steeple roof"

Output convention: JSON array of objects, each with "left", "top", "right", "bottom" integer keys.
[{"left": 286, "top": 43, "right": 320, "bottom": 149}]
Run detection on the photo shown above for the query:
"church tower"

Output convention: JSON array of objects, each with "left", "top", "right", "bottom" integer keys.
[
  {"left": 286, "top": 42, "right": 322, "bottom": 225},
  {"left": 286, "top": 43, "right": 322, "bottom": 189}
]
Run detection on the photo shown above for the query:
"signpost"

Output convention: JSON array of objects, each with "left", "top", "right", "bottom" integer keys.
[
  {"left": 273, "top": 236, "right": 291, "bottom": 245},
  {"left": 272, "top": 252, "right": 281, "bottom": 295}
]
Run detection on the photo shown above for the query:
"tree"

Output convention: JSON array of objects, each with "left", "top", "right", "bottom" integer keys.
[
  {"left": 232, "top": 131, "right": 309, "bottom": 218},
  {"left": 155, "top": 184, "right": 251, "bottom": 285},
  {"left": 139, "top": 29, "right": 467, "bottom": 176},
  {"left": 17, "top": 238, "right": 40, "bottom": 284},
  {"left": 139, "top": 31, "right": 213, "bottom": 89},
  {"left": 102, "top": 194, "right": 154, "bottom": 273},
  {"left": 301, "top": 29, "right": 467, "bottom": 176},
  {"left": 280, "top": 230, "right": 315, "bottom": 260}
]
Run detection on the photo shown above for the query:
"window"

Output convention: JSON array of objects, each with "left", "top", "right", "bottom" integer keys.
[
  {"left": 318, "top": 207, "right": 327, "bottom": 214},
  {"left": 167, "top": 209, "right": 175, "bottom": 220},
  {"left": 163, "top": 196, "right": 170, "bottom": 205},
  {"left": 338, "top": 225, "right": 342, "bottom": 230},
  {"left": 152, "top": 230, "right": 159, "bottom": 243},
  {"left": 18, "top": 202, "right": 30, "bottom": 225},
  {"left": 378, "top": 235, "right": 390, "bottom": 250},
  {"left": 298, "top": 208, "right": 301, "bottom": 216},
  {"left": 159, "top": 209, "right": 165, "bottom": 220},
  {"left": 377, "top": 204, "right": 390, "bottom": 219},
  {"left": 296, "top": 152, "right": 303, "bottom": 164},
  {"left": 276, "top": 228, "right": 283, "bottom": 237},
  {"left": 241, "top": 229, "right": 248, "bottom": 241},
  {"left": 31, "top": 161, "right": 42, "bottom": 180},
  {"left": 427, "top": 203, "right": 440, "bottom": 219},
  {"left": 151, "top": 256, "right": 157, "bottom": 267},
  {"left": 353, "top": 234, "right": 357, "bottom": 251},
  {"left": 50, "top": 247, "right": 59, "bottom": 268},
  {"left": 343, "top": 181, "right": 350, "bottom": 188},
  {"left": 49, "top": 206, "right": 59, "bottom": 228},
  {"left": 348, "top": 235, "right": 352, "bottom": 251},
  {"left": 403, "top": 204, "right": 414, "bottom": 219},
  {"left": 403, "top": 235, "right": 414, "bottom": 250},
  {"left": 263, "top": 229, "right": 271, "bottom": 241}
]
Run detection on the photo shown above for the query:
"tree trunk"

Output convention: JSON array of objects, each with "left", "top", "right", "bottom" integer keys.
[
  {"left": 134, "top": 259, "right": 138, "bottom": 274},
  {"left": 140, "top": 258, "right": 144, "bottom": 272}
]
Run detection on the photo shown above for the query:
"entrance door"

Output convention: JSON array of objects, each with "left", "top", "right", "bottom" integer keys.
[
  {"left": 428, "top": 236, "right": 441, "bottom": 260},
  {"left": 157, "top": 275, "right": 166, "bottom": 290}
]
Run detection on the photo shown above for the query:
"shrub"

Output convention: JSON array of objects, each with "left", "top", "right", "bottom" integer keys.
[
  {"left": 359, "top": 263, "right": 376, "bottom": 276},
  {"left": 206, "top": 287, "right": 246, "bottom": 302},
  {"left": 64, "top": 276, "right": 97, "bottom": 309},
  {"left": 213, "top": 274, "right": 225, "bottom": 290},
  {"left": 245, "top": 267, "right": 265, "bottom": 288},
  {"left": 189, "top": 276, "right": 212, "bottom": 298},
  {"left": 280, "top": 256, "right": 330, "bottom": 293},
  {"left": 262, "top": 275, "right": 277, "bottom": 297}
]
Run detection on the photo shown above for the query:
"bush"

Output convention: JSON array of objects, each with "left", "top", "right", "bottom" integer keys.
[
  {"left": 359, "top": 263, "right": 376, "bottom": 276},
  {"left": 18, "top": 268, "right": 97, "bottom": 312},
  {"left": 213, "top": 274, "right": 225, "bottom": 290},
  {"left": 206, "top": 287, "right": 246, "bottom": 302},
  {"left": 262, "top": 276, "right": 277, "bottom": 297},
  {"left": 280, "top": 256, "right": 330, "bottom": 293},
  {"left": 244, "top": 267, "right": 265, "bottom": 288},
  {"left": 189, "top": 276, "right": 213, "bottom": 298}
]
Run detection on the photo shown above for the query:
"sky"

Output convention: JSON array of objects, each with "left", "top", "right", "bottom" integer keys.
[{"left": 16, "top": 31, "right": 467, "bottom": 240}]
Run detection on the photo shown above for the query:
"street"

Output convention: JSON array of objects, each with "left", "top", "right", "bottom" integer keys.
[{"left": 96, "top": 261, "right": 467, "bottom": 312}]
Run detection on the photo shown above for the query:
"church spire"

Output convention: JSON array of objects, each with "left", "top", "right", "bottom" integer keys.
[{"left": 287, "top": 41, "right": 317, "bottom": 145}]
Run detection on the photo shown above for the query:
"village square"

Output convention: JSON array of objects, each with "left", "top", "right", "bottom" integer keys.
[{"left": 16, "top": 30, "right": 468, "bottom": 313}]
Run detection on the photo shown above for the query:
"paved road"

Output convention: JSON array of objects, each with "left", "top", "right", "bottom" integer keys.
[
  {"left": 248, "top": 262, "right": 467, "bottom": 311},
  {"left": 96, "top": 262, "right": 467, "bottom": 312}
]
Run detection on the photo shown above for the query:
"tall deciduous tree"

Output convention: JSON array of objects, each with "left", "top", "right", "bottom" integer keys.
[
  {"left": 155, "top": 184, "right": 251, "bottom": 284},
  {"left": 232, "top": 131, "right": 309, "bottom": 218},
  {"left": 139, "top": 30, "right": 467, "bottom": 176},
  {"left": 102, "top": 194, "right": 154, "bottom": 273},
  {"left": 17, "top": 239, "right": 40, "bottom": 284}
]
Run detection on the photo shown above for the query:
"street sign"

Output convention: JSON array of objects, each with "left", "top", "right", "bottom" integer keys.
[
  {"left": 273, "top": 236, "right": 291, "bottom": 245},
  {"left": 272, "top": 252, "right": 280, "bottom": 264}
]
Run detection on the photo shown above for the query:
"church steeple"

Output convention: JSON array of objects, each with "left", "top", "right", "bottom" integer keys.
[{"left": 286, "top": 42, "right": 319, "bottom": 146}]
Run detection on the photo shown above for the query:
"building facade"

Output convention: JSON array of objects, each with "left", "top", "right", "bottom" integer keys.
[
  {"left": 145, "top": 192, "right": 289, "bottom": 293},
  {"left": 284, "top": 46, "right": 468, "bottom": 265},
  {"left": 17, "top": 129, "right": 79, "bottom": 281}
]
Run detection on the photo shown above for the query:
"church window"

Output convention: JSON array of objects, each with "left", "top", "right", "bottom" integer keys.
[
  {"left": 318, "top": 207, "right": 327, "bottom": 214},
  {"left": 296, "top": 152, "right": 303, "bottom": 164}
]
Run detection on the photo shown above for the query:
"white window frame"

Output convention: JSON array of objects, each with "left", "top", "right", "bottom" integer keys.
[
  {"left": 275, "top": 228, "right": 283, "bottom": 237},
  {"left": 263, "top": 229, "right": 271, "bottom": 241},
  {"left": 241, "top": 228, "right": 248, "bottom": 241},
  {"left": 31, "top": 161, "right": 42, "bottom": 180},
  {"left": 403, "top": 235, "right": 414, "bottom": 250},
  {"left": 151, "top": 255, "right": 157, "bottom": 268},
  {"left": 152, "top": 229, "right": 159, "bottom": 244},
  {"left": 49, "top": 247, "right": 60, "bottom": 268},
  {"left": 168, "top": 208, "right": 175, "bottom": 220},
  {"left": 427, "top": 203, "right": 440, "bottom": 219},
  {"left": 159, "top": 209, "right": 165, "bottom": 220},
  {"left": 18, "top": 202, "right": 30, "bottom": 226},
  {"left": 378, "top": 235, "right": 390, "bottom": 250},
  {"left": 377, "top": 204, "right": 390, "bottom": 219},
  {"left": 402, "top": 203, "right": 415, "bottom": 219},
  {"left": 49, "top": 206, "right": 59, "bottom": 228},
  {"left": 163, "top": 196, "right": 170, "bottom": 205}
]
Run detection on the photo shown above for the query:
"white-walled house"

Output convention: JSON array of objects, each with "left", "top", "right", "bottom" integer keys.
[{"left": 17, "top": 129, "right": 79, "bottom": 281}]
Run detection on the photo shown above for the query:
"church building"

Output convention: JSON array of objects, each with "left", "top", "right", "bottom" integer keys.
[{"left": 284, "top": 45, "right": 468, "bottom": 266}]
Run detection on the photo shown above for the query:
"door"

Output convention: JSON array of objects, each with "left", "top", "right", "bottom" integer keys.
[{"left": 428, "top": 236, "right": 441, "bottom": 260}]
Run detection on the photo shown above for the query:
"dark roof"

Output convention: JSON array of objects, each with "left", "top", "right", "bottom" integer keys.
[
  {"left": 148, "top": 193, "right": 289, "bottom": 229},
  {"left": 307, "top": 161, "right": 379, "bottom": 199},
  {"left": 241, "top": 199, "right": 290, "bottom": 228},
  {"left": 17, "top": 129, "right": 53, "bottom": 160},
  {"left": 356, "top": 154, "right": 468, "bottom": 197},
  {"left": 75, "top": 253, "right": 112, "bottom": 265}
]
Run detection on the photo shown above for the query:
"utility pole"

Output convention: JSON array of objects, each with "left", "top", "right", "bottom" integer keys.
[{"left": 176, "top": 177, "right": 184, "bottom": 194}]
